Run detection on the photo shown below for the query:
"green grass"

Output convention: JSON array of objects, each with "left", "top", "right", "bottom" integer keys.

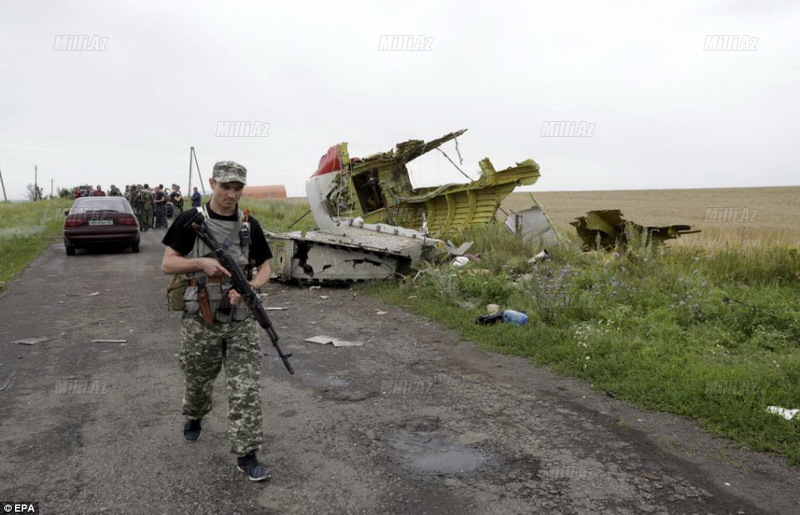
[
  {"left": 362, "top": 224, "right": 800, "bottom": 465},
  {"left": 0, "top": 199, "right": 73, "bottom": 290}
]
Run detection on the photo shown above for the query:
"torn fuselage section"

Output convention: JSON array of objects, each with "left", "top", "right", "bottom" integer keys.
[
  {"left": 306, "top": 129, "right": 543, "bottom": 238},
  {"left": 270, "top": 129, "right": 547, "bottom": 284},
  {"left": 269, "top": 235, "right": 409, "bottom": 284},
  {"left": 267, "top": 220, "right": 448, "bottom": 284}
]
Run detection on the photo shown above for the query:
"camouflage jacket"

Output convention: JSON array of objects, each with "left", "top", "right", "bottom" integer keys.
[{"left": 141, "top": 190, "right": 155, "bottom": 209}]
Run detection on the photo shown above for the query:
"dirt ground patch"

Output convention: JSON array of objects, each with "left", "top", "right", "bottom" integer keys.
[{"left": 1, "top": 230, "right": 799, "bottom": 514}]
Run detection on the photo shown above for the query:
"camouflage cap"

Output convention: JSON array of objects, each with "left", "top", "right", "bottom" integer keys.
[{"left": 213, "top": 161, "right": 247, "bottom": 185}]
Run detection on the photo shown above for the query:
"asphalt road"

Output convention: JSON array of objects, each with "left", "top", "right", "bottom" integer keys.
[{"left": 1, "top": 230, "right": 799, "bottom": 514}]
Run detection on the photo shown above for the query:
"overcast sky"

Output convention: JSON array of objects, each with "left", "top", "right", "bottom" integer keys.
[{"left": 1, "top": 0, "right": 798, "bottom": 200}]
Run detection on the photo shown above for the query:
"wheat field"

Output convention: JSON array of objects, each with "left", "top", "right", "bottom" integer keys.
[{"left": 499, "top": 186, "right": 800, "bottom": 248}]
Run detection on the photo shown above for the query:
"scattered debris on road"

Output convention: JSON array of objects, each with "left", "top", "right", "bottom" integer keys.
[
  {"left": 13, "top": 337, "right": 50, "bottom": 345},
  {"left": 305, "top": 335, "right": 364, "bottom": 347},
  {"left": 1, "top": 366, "right": 19, "bottom": 391}
]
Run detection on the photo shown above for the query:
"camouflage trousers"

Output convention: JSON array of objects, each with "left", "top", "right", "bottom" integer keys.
[
  {"left": 135, "top": 209, "right": 146, "bottom": 229},
  {"left": 180, "top": 313, "right": 263, "bottom": 456},
  {"left": 144, "top": 207, "right": 154, "bottom": 229}
]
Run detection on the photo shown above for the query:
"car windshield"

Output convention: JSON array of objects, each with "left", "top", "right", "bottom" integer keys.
[{"left": 70, "top": 199, "right": 127, "bottom": 214}]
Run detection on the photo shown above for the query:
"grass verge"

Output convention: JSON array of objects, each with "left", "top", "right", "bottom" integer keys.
[
  {"left": 0, "top": 199, "right": 72, "bottom": 291},
  {"left": 361, "top": 225, "right": 800, "bottom": 465}
]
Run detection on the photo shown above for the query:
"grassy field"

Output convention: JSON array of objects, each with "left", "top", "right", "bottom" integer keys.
[
  {"left": 364, "top": 185, "right": 800, "bottom": 466},
  {"left": 3, "top": 188, "right": 799, "bottom": 466},
  {"left": 238, "top": 198, "right": 316, "bottom": 232},
  {"left": 0, "top": 198, "right": 72, "bottom": 290}
]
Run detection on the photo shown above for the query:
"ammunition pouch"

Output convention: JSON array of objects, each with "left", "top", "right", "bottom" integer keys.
[
  {"left": 166, "top": 275, "right": 188, "bottom": 312},
  {"left": 208, "top": 283, "right": 251, "bottom": 323},
  {"left": 182, "top": 279, "right": 250, "bottom": 324}
]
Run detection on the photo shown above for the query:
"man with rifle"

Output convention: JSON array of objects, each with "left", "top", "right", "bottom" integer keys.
[{"left": 161, "top": 161, "right": 277, "bottom": 481}]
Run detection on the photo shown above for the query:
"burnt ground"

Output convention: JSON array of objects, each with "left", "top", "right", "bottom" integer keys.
[{"left": 1, "top": 230, "right": 799, "bottom": 514}]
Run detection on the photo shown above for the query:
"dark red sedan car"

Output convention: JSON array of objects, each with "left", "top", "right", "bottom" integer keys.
[{"left": 63, "top": 196, "right": 140, "bottom": 255}]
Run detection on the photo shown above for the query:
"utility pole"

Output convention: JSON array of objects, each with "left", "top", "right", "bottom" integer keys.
[
  {"left": 187, "top": 147, "right": 207, "bottom": 195},
  {"left": 0, "top": 166, "right": 7, "bottom": 202},
  {"left": 35, "top": 165, "right": 39, "bottom": 201},
  {"left": 188, "top": 147, "right": 192, "bottom": 194},
  {"left": 51, "top": 179, "right": 54, "bottom": 198}
]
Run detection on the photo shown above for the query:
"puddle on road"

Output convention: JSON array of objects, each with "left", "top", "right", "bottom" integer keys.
[
  {"left": 382, "top": 429, "right": 491, "bottom": 478},
  {"left": 300, "top": 374, "right": 379, "bottom": 402}
]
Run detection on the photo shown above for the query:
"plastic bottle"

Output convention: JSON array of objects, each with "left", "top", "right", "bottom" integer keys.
[{"left": 501, "top": 309, "right": 528, "bottom": 326}]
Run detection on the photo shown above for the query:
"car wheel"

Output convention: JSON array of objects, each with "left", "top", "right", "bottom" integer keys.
[
  {"left": 65, "top": 245, "right": 76, "bottom": 256},
  {"left": 131, "top": 241, "right": 140, "bottom": 253}
]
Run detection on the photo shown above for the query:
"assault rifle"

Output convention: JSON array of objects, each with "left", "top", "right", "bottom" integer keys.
[{"left": 187, "top": 213, "right": 294, "bottom": 374}]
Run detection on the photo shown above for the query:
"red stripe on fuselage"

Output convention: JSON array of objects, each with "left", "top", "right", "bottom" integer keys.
[{"left": 312, "top": 144, "right": 342, "bottom": 177}]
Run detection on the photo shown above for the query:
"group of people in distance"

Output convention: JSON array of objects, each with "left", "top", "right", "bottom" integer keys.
[
  {"left": 77, "top": 183, "right": 203, "bottom": 231},
  {"left": 73, "top": 184, "right": 122, "bottom": 197},
  {"left": 126, "top": 183, "right": 182, "bottom": 230}
]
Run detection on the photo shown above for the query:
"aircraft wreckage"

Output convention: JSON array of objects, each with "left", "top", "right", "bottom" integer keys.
[
  {"left": 266, "top": 131, "right": 698, "bottom": 283},
  {"left": 571, "top": 210, "right": 699, "bottom": 251},
  {"left": 268, "top": 129, "right": 549, "bottom": 283}
]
